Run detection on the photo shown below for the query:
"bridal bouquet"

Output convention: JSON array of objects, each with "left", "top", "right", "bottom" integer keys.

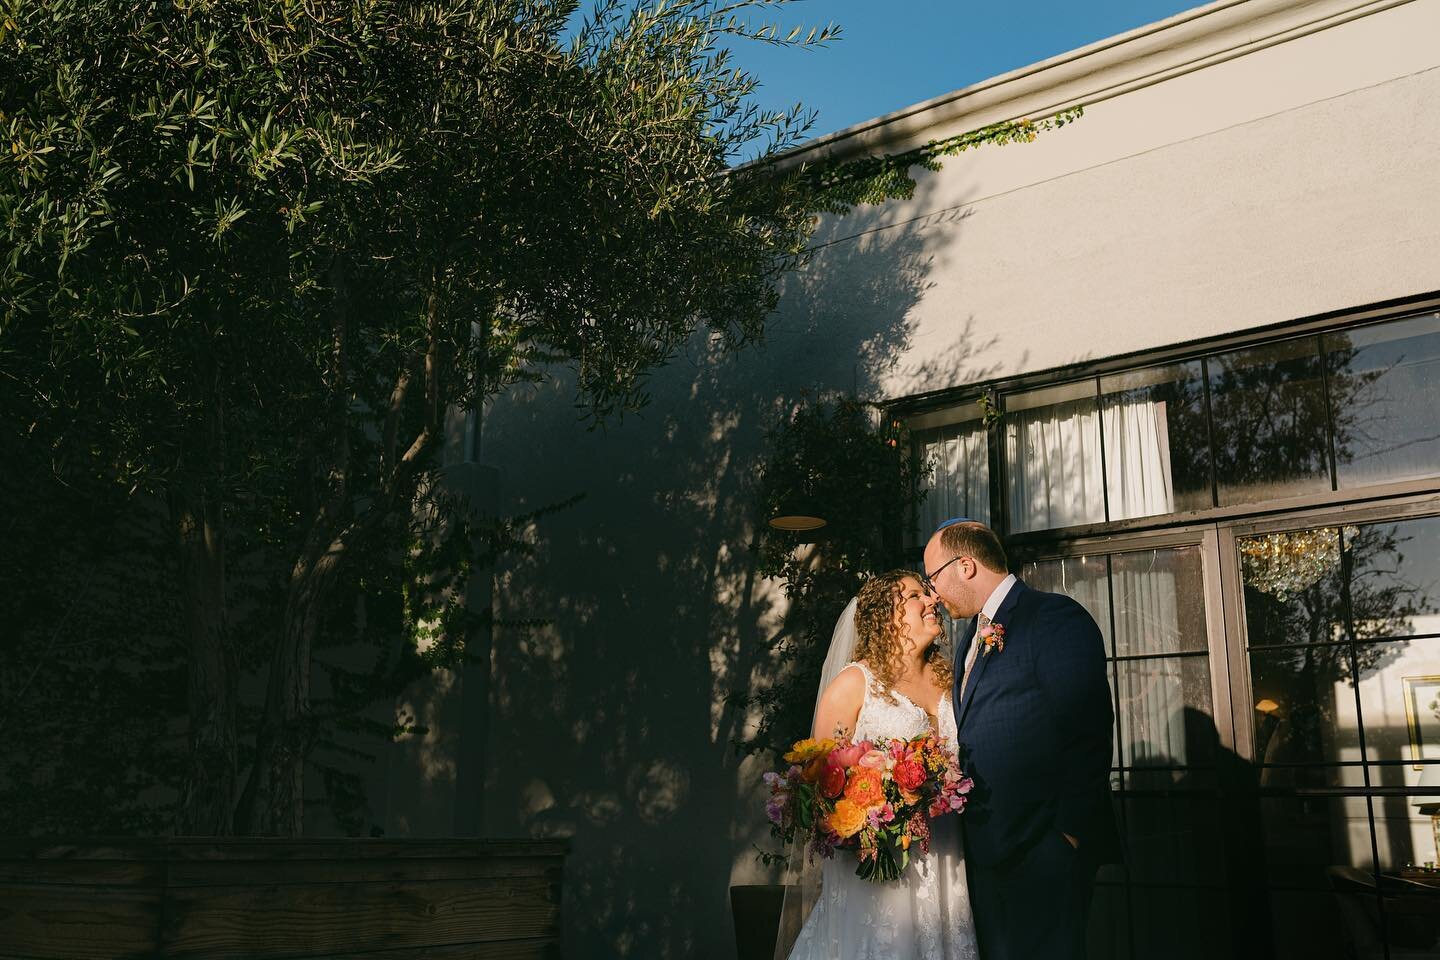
[{"left": 762, "top": 733, "right": 973, "bottom": 882}]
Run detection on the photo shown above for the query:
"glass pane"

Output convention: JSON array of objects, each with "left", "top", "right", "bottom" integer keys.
[
  {"left": 1327, "top": 313, "right": 1440, "bottom": 489},
  {"left": 1130, "top": 887, "right": 1230, "bottom": 960},
  {"left": 1380, "top": 881, "right": 1440, "bottom": 958},
  {"left": 1124, "top": 794, "right": 1226, "bottom": 885},
  {"left": 1019, "top": 554, "right": 1112, "bottom": 651},
  {"left": 1263, "top": 794, "right": 1375, "bottom": 883},
  {"left": 1110, "top": 545, "right": 1209, "bottom": 657},
  {"left": 1249, "top": 644, "right": 1359, "bottom": 770},
  {"left": 1118, "top": 656, "right": 1216, "bottom": 769},
  {"left": 1004, "top": 385, "right": 1104, "bottom": 533},
  {"left": 915, "top": 422, "right": 990, "bottom": 533},
  {"left": 1208, "top": 337, "right": 1333, "bottom": 505},
  {"left": 1085, "top": 881, "right": 1130, "bottom": 960},
  {"left": 1355, "top": 637, "right": 1440, "bottom": 770},
  {"left": 1346, "top": 516, "right": 1440, "bottom": 642},
  {"left": 1101, "top": 361, "right": 1213, "bottom": 519},
  {"left": 1369, "top": 770, "right": 1440, "bottom": 872},
  {"left": 1239, "top": 526, "right": 1349, "bottom": 648},
  {"left": 1268, "top": 890, "right": 1364, "bottom": 960}
]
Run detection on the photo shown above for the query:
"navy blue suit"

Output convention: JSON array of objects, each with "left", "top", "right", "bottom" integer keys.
[{"left": 952, "top": 580, "right": 1122, "bottom": 960}]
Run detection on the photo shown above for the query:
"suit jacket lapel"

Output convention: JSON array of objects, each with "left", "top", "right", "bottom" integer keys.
[{"left": 956, "top": 580, "right": 1028, "bottom": 731}]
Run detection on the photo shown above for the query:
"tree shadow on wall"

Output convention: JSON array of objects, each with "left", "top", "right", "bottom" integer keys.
[{"left": 475, "top": 181, "right": 1005, "bottom": 958}]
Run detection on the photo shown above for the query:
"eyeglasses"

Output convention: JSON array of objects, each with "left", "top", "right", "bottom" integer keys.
[{"left": 920, "top": 555, "right": 967, "bottom": 594}]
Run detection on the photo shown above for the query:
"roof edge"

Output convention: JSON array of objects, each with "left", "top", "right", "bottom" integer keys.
[{"left": 766, "top": 0, "right": 1416, "bottom": 170}]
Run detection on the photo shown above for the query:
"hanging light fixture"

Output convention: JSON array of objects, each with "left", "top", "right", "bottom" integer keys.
[
  {"left": 767, "top": 502, "right": 827, "bottom": 533},
  {"left": 1238, "top": 526, "right": 1359, "bottom": 600}
]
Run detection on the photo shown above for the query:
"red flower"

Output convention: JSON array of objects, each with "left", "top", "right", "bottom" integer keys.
[
  {"left": 821, "top": 764, "right": 847, "bottom": 799},
  {"left": 894, "top": 759, "right": 927, "bottom": 792}
]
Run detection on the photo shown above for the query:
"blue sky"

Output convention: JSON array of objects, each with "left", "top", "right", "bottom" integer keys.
[{"left": 727, "top": 0, "right": 1205, "bottom": 144}]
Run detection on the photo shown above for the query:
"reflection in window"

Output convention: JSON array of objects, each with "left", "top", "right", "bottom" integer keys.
[
  {"left": 1327, "top": 313, "right": 1440, "bottom": 489},
  {"left": 1101, "top": 362, "right": 1212, "bottom": 519},
  {"left": 914, "top": 414, "right": 989, "bottom": 531},
  {"left": 1244, "top": 515, "right": 1440, "bottom": 936},
  {"left": 1021, "top": 554, "right": 1111, "bottom": 650},
  {"left": 1119, "top": 657, "right": 1215, "bottom": 769},
  {"left": 1005, "top": 381, "right": 1104, "bottom": 533},
  {"left": 1110, "top": 547, "right": 1208, "bottom": 657},
  {"left": 1209, "top": 338, "right": 1332, "bottom": 506}
]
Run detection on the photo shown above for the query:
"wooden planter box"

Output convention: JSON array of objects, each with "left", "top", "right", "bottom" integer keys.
[{"left": 0, "top": 838, "right": 566, "bottom": 959}]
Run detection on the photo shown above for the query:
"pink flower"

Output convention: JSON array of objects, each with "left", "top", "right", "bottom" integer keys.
[
  {"left": 857, "top": 749, "right": 890, "bottom": 770},
  {"left": 866, "top": 803, "right": 897, "bottom": 830},
  {"left": 829, "top": 741, "right": 869, "bottom": 768}
]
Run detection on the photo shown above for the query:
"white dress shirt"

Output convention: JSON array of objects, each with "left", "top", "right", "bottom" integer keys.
[
  {"left": 980, "top": 573, "right": 1018, "bottom": 622},
  {"left": 961, "top": 574, "right": 1017, "bottom": 695}
]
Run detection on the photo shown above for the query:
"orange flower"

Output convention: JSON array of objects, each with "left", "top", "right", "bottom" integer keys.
[
  {"left": 826, "top": 799, "right": 867, "bottom": 838},
  {"left": 800, "top": 757, "right": 827, "bottom": 784},
  {"left": 844, "top": 767, "right": 885, "bottom": 809}
]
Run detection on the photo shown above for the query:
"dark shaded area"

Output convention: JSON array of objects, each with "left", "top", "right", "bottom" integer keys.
[{"left": 476, "top": 186, "right": 1005, "bottom": 956}]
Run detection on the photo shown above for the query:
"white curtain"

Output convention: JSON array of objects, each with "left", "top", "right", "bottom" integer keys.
[
  {"left": 1104, "top": 399, "right": 1175, "bottom": 520},
  {"left": 1111, "top": 562, "right": 1187, "bottom": 766},
  {"left": 1005, "top": 400, "right": 1105, "bottom": 533},
  {"left": 1005, "top": 396, "right": 1176, "bottom": 533},
  {"left": 919, "top": 424, "right": 989, "bottom": 532}
]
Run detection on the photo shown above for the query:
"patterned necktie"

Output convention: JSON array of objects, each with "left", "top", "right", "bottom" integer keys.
[{"left": 961, "top": 613, "right": 989, "bottom": 697}]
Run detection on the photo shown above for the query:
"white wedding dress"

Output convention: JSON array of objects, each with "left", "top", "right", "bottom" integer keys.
[{"left": 785, "top": 660, "right": 980, "bottom": 960}]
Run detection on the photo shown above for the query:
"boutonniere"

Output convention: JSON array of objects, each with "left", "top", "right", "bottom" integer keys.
[{"left": 978, "top": 621, "right": 1006, "bottom": 657}]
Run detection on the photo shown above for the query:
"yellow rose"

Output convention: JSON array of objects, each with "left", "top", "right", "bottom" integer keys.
[
  {"left": 825, "top": 799, "right": 867, "bottom": 839},
  {"left": 783, "top": 738, "right": 836, "bottom": 764}
]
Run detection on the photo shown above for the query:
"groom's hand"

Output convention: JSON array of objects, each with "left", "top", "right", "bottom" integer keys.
[{"left": 1062, "top": 832, "right": 1079, "bottom": 849}]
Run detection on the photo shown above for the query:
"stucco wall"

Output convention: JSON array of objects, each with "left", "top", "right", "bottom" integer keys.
[
  {"left": 382, "top": 2, "right": 1440, "bottom": 956},
  {"left": 805, "top": 0, "right": 1440, "bottom": 399}
]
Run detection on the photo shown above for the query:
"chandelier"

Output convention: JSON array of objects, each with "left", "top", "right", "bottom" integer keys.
[{"left": 1238, "top": 526, "right": 1359, "bottom": 601}]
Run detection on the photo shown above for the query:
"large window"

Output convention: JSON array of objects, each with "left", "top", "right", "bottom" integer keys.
[
  {"left": 912, "top": 311, "right": 1440, "bottom": 539},
  {"left": 904, "top": 304, "right": 1440, "bottom": 959},
  {"left": 1242, "top": 514, "right": 1440, "bottom": 959},
  {"left": 1025, "top": 543, "right": 1226, "bottom": 959}
]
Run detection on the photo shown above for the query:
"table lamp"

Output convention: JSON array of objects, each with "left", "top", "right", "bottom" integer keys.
[{"left": 1412, "top": 763, "right": 1440, "bottom": 866}]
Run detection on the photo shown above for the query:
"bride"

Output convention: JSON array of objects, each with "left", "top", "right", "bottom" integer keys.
[{"left": 777, "top": 570, "right": 979, "bottom": 960}]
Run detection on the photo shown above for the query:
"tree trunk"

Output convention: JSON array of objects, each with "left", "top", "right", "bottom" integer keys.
[
  {"left": 237, "top": 534, "right": 344, "bottom": 835},
  {"left": 171, "top": 486, "right": 236, "bottom": 834},
  {"left": 237, "top": 255, "right": 354, "bottom": 837}
]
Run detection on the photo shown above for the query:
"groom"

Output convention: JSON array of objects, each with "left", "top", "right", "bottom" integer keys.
[{"left": 923, "top": 519, "right": 1121, "bottom": 960}]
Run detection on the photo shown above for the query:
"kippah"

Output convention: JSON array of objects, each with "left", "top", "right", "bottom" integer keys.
[{"left": 934, "top": 517, "right": 972, "bottom": 532}]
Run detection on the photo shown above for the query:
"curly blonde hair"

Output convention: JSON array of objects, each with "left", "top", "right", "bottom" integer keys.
[{"left": 852, "top": 570, "right": 954, "bottom": 701}]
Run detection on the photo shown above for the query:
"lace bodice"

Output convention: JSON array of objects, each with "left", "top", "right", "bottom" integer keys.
[{"left": 846, "top": 661, "right": 958, "bottom": 747}]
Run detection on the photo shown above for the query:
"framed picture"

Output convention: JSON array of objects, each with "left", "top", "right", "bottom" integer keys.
[{"left": 1403, "top": 675, "right": 1440, "bottom": 771}]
